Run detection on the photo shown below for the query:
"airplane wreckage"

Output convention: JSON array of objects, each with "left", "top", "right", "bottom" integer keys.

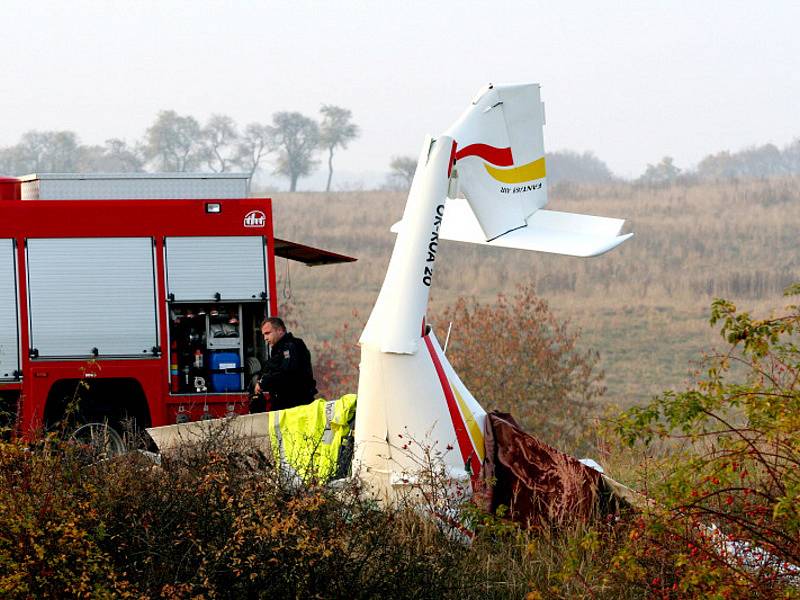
[{"left": 147, "top": 83, "right": 635, "bottom": 526}]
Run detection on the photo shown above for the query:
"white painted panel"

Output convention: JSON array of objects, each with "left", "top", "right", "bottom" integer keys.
[
  {"left": 0, "top": 239, "right": 19, "bottom": 379},
  {"left": 166, "top": 236, "right": 267, "bottom": 302},
  {"left": 27, "top": 238, "right": 158, "bottom": 357}
]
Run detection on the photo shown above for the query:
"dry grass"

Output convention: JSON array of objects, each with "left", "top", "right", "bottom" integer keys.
[
  {"left": 0, "top": 428, "right": 644, "bottom": 599},
  {"left": 269, "top": 177, "right": 800, "bottom": 407}
]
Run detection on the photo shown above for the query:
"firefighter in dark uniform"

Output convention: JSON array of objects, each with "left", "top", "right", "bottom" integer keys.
[{"left": 252, "top": 317, "right": 317, "bottom": 412}]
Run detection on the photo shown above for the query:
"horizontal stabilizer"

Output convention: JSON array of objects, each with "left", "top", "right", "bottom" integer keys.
[{"left": 391, "top": 198, "right": 632, "bottom": 258}]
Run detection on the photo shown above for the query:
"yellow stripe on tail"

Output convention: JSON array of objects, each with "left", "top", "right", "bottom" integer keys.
[
  {"left": 450, "top": 382, "right": 485, "bottom": 461},
  {"left": 484, "top": 157, "right": 546, "bottom": 184}
]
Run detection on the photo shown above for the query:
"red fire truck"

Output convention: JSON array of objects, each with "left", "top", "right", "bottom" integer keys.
[{"left": 0, "top": 173, "right": 353, "bottom": 448}]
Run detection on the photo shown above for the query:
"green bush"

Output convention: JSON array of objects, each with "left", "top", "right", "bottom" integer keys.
[{"left": 612, "top": 285, "right": 800, "bottom": 598}]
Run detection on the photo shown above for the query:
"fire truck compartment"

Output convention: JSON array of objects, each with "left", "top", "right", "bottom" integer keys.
[
  {"left": 165, "top": 236, "right": 267, "bottom": 302},
  {"left": 26, "top": 237, "right": 159, "bottom": 358},
  {"left": 0, "top": 239, "right": 20, "bottom": 380},
  {"left": 168, "top": 302, "right": 265, "bottom": 395}
]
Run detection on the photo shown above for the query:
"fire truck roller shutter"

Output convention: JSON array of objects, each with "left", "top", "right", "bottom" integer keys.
[
  {"left": 26, "top": 238, "right": 159, "bottom": 358},
  {"left": 165, "top": 236, "right": 267, "bottom": 302},
  {"left": 0, "top": 239, "right": 20, "bottom": 379}
]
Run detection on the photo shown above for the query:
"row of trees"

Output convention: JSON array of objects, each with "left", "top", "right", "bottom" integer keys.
[
  {"left": 0, "top": 107, "right": 359, "bottom": 192},
  {"left": 390, "top": 139, "right": 800, "bottom": 189},
  {"left": 384, "top": 150, "right": 615, "bottom": 190},
  {"left": 639, "top": 139, "right": 800, "bottom": 185},
  {"left": 390, "top": 138, "right": 800, "bottom": 189},
  {"left": 3, "top": 114, "right": 798, "bottom": 190}
]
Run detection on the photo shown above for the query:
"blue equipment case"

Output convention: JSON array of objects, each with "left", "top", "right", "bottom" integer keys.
[{"left": 210, "top": 351, "right": 240, "bottom": 392}]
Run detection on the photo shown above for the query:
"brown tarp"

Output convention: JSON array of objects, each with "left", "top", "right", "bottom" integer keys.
[{"left": 478, "top": 411, "right": 625, "bottom": 529}]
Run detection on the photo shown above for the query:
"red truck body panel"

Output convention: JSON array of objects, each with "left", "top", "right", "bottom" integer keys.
[{"left": 0, "top": 185, "right": 290, "bottom": 435}]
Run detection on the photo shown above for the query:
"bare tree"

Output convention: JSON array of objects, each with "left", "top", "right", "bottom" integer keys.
[
  {"left": 319, "top": 105, "right": 359, "bottom": 192},
  {"left": 0, "top": 143, "right": 28, "bottom": 175},
  {"left": 98, "top": 138, "right": 145, "bottom": 172},
  {"left": 0, "top": 148, "right": 17, "bottom": 175},
  {"left": 784, "top": 138, "right": 800, "bottom": 173},
  {"left": 696, "top": 142, "right": 798, "bottom": 181},
  {"left": 696, "top": 151, "right": 737, "bottom": 180},
  {"left": 0, "top": 130, "right": 82, "bottom": 174},
  {"left": 547, "top": 150, "right": 615, "bottom": 185},
  {"left": 73, "top": 144, "right": 108, "bottom": 172},
  {"left": 0, "top": 132, "right": 145, "bottom": 174},
  {"left": 201, "top": 114, "right": 239, "bottom": 173},
  {"left": 37, "top": 131, "right": 82, "bottom": 172},
  {"left": 638, "top": 156, "right": 681, "bottom": 186},
  {"left": 386, "top": 155, "right": 417, "bottom": 190},
  {"left": 270, "top": 112, "right": 320, "bottom": 192},
  {"left": 236, "top": 123, "right": 273, "bottom": 179},
  {"left": 143, "top": 110, "right": 203, "bottom": 172}
]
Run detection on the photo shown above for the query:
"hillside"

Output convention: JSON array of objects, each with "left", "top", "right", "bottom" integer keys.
[{"left": 270, "top": 177, "right": 800, "bottom": 408}]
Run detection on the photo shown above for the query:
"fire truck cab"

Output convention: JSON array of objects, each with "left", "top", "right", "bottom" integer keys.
[{"left": 0, "top": 173, "right": 353, "bottom": 445}]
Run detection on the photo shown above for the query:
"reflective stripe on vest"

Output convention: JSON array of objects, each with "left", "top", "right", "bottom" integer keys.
[{"left": 267, "top": 394, "right": 357, "bottom": 482}]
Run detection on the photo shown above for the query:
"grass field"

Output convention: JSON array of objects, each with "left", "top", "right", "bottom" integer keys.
[{"left": 269, "top": 177, "right": 799, "bottom": 408}]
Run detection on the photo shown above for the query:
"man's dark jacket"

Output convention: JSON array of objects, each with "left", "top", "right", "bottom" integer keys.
[{"left": 258, "top": 332, "right": 317, "bottom": 411}]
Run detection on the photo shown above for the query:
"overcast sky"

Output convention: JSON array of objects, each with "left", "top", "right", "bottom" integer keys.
[{"left": 2, "top": 1, "right": 798, "bottom": 181}]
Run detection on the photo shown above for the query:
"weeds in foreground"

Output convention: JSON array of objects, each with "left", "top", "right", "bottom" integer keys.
[
  {"left": 0, "top": 426, "right": 476, "bottom": 598},
  {"left": 2, "top": 286, "right": 799, "bottom": 598},
  {"left": 2, "top": 418, "right": 796, "bottom": 598},
  {"left": 613, "top": 285, "right": 800, "bottom": 598},
  {"left": 0, "top": 426, "right": 649, "bottom": 599}
]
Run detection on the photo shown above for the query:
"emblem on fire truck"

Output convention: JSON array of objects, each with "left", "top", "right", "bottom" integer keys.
[{"left": 243, "top": 210, "right": 266, "bottom": 228}]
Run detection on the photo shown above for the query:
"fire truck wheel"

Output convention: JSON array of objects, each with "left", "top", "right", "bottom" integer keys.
[{"left": 70, "top": 421, "right": 126, "bottom": 459}]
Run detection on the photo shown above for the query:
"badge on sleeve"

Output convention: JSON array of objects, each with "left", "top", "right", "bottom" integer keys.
[{"left": 284, "top": 350, "right": 291, "bottom": 358}]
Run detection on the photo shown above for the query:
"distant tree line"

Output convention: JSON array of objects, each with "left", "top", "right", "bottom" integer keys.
[
  {"left": 389, "top": 138, "right": 800, "bottom": 190},
  {"left": 639, "top": 139, "right": 800, "bottom": 186},
  {"left": 384, "top": 150, "right": 614, "bottom": 191},
  {"left": 4, "top": 110, "right": 798, "bottom": 190},
  {"left": 695, "top": 139, "right": 800, "bottom": 179},
  {"left": 548, "top": 139, "right": 800, "bottom": 186},
  {"left": 0, "top": 106, "right": 359, "bottom": 192},
  {"left": 546, "top": 151, "right": 614, "bottom": 185}
]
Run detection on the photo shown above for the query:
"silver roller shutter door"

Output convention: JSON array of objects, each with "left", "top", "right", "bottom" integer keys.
[
  {"left": 0, "top": 239, "right": 19, "bottom": 379},
  {"left": 166, "top": 236, "right": 267, "bottom": 302},
  {"left": 27, "top": 238, "right": 158, "bottom": 358}
]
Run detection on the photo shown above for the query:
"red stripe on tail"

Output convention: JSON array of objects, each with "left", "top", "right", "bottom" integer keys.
[
  {"left": 423, "top": 335, "right": 482, "bottom": 479},
  {"left": 455, "top": 143, "right": 513, "bottom": 166}
]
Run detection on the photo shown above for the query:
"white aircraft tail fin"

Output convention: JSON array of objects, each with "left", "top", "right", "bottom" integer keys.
[
  {"left": 445, "top": 83, "right": 548, "bottom": 241},
  {"left": 391, "top": 198, "right": 633, "bottom": 257}
]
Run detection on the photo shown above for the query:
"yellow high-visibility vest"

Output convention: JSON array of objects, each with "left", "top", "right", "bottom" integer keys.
[{"left": 267, "top": 394, "right": 357, "bottom": 482}]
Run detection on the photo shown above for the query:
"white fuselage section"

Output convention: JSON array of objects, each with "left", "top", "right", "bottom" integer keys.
[{"left": 353, "top": 83, "right": 632, "bottom": 500}]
